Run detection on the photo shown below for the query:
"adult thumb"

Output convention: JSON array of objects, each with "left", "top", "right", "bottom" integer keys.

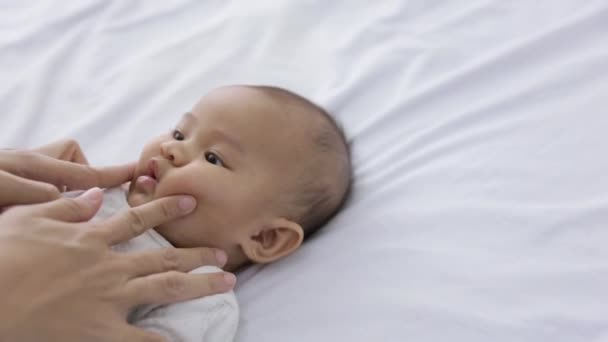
[{"left": 32, "top": 187, "right": 104, "bottom": 223}]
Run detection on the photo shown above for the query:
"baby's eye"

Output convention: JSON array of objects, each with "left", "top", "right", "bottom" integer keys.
[
  {"left": 205, "top": 152, "right": 225, "bottom": 167},
  {"left": 172, "top": 129, "right": 185, "bottom": 141}
]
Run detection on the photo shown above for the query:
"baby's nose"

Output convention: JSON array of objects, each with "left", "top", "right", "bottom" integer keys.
[
  {"left": 160, "top": 143, "right": 173, "bottom": 161},
  {"left": 160, "top": 142, "right": 186, "bottom": 166}
]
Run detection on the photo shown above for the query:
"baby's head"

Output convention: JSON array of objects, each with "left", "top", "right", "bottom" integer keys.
[{"left": 128, "top": 85, "right": 351, "bottom": 270}]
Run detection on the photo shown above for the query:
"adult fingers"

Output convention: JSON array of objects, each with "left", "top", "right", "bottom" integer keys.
[
  {"left": 0, "top": 170, "right": 61, "bottom": 207},
  {"left": 126, "top": 271, "right": 237, "bottom": 306},
  {"left": 71, "top": 147, "right": 89, "bottom": 164},
  {"left": 61, "top": 162, "right": 136, "bottom": 190},
  {"left": 118, "top": 325, "right": 167, "bottom": 342},
  {"left": 92, "top": 162, "right": 136, "bottom": 188},
  {"left": 126, "top": 247, "right": 227, "bottom": 278},
  {"left": 60, "top": 139, "right": 89, "bottom": 165},
  {"left": 13, "top": 153, "right": 135, "bottom": 190},
  {"left": 100, "top": 195, "right": 196, "bottom": 245},
  {"left": 31, "top": 139, "right": 90, "bottom": 165},
  {"left": 23, "top": 187, "right": 104, "bottom": 223}
]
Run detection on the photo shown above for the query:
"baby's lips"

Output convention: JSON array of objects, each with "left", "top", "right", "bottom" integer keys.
[
  {"left": 135, "top": 175, "right": 157, "bottom": 194},
  {"left": 148, "top": 159, "right": 159, "bottom": 180}
]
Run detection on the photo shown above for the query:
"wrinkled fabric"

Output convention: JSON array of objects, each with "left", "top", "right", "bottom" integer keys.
[{"left": 1, "top": 1, "right": 608, "bottom": 341}]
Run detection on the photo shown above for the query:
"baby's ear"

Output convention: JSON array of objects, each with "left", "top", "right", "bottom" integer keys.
[{"left": 242, "top": 218, "right": 304, "bottom": 264}]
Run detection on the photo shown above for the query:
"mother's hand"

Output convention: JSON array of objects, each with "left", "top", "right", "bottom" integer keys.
[
  {"left": 0, "top": 188, "right": 235, "bottom": 342},
  {"left": 0, "top": 139, "right": 134, "bottom": 208}
]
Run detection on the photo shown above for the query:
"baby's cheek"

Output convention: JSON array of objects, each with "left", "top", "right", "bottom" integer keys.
[
  {"left": 154, "top": 179, "right": 215, "bottom": 247},
  {"left": 156, "top": 174, "right": 204, "bottom": 199},
  {"left": 158, "top": 167, "right": 235, "bottom": 202}
]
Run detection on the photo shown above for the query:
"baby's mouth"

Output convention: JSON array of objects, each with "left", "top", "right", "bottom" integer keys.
[
  {"left": 134, "top": 159, "right": 159, "bottom": 194},
  {"left": 148, "top": 159, "right": 159, "bottom": 181}
]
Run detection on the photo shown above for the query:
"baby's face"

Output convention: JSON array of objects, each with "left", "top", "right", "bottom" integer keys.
[{"left": 128, "top": 87, "right": 306, "bottom": 268}]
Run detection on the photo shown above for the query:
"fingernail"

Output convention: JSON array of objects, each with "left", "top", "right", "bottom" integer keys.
[
  {"left": 80, "top": 187, "right": 102, "bottom": 204},
  {"left": 214, "top": 249, "right": 227, "bottom": 267},
  {"left": 223, "top": 273, "right": 237, "bottom": 288},
  {"left": 177, "top": 196, "right": 196, "bottom": 213}
]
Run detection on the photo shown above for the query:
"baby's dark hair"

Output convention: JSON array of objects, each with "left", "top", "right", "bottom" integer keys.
[{"left": 247, "top": 85, "right": 352, "bottom": 239}]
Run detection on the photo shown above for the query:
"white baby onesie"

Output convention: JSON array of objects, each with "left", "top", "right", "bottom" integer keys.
[{"left": 77, "top": 187, "right": 239, "bottom": 342}]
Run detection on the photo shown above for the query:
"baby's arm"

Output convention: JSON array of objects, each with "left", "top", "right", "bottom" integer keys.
[{"left": 131, "top": 266, "right": 239, "bottom": 342}]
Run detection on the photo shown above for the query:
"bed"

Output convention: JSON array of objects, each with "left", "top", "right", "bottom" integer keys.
[{"left": 1, "top": 1, "right": 608, "bottom": 341}]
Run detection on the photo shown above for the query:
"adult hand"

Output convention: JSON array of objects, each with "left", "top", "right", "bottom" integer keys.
[
  {"left": 0, "top": 139, "right": 134, "bottom": 208},
  {"left": 31, "top": 138, "right": 90, "bottom": 165},
  {"left": 0, "top": 188, "right": 236, "bottom": 342}
]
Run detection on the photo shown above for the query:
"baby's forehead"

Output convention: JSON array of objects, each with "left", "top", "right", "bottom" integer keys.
[
  {"left": 194, "top": 87, "right": 280, "bottom": 120},
  {"left": 188, "top": 88, "right": 322, "bottom": 158},
  {"left": 193, "top": 86, "right": 322, "bottom": 134}
]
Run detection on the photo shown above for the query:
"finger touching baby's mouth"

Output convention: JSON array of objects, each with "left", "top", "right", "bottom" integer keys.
[
  {"left": 148, "top": 159, "right": 160, "bottom": 181},
  {"left": 133, "top": 159, "right": 159, "bottom": 194}
]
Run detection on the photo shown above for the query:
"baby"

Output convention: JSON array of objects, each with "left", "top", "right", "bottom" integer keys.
[{"left": 89, "top": 85, "right": 351, "bottom": 341}]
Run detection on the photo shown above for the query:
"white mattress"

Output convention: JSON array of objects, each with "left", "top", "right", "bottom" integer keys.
[{"left": 2, "top": 1, "right": 608, "bottom": 341}]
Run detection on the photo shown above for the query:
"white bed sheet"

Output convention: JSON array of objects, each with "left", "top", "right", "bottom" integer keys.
[{"left": 2, "top": 1, "right": 608, "bottom": 341}]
